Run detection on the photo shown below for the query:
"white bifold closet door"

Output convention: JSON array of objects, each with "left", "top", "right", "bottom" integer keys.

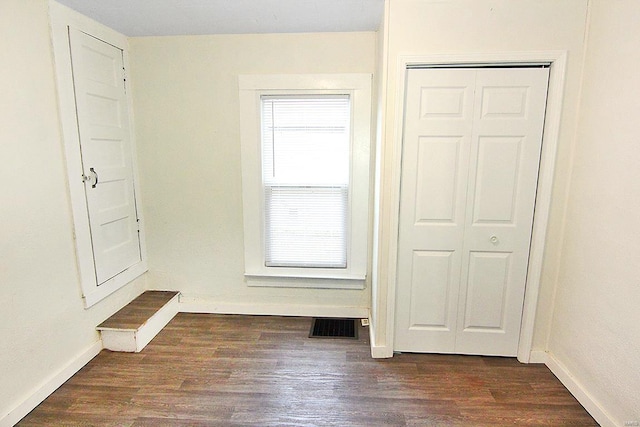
[{"left": 394, "top": 67, "right": 549, "bottom": 356}]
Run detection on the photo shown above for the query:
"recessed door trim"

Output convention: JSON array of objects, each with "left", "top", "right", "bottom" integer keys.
[{"left": 383, "top": 51, "right": 568, "bottom": 362}]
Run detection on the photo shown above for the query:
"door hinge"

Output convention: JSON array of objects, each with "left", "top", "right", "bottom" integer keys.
[{"left": 123, "top": 67, "right": 127, "bottom": 93}]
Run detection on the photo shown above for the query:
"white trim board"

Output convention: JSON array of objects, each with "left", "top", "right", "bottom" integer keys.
[
  {"left": 379, "top": 51, "right": 568, "bottom": 363},
  {"left": 369, "top": 327, "right": 392, "bottom": 358},
  {"left": 545, "top": 353, "right": 619, "bottom": 427},
  {"left": 528, "top": 350, "right": 548, "bottom": 364},
  {"left": 0, "top": 341, "right": 102, "bottom": 427},
  {"left": 368, "top": 310, "right": 393, "bottom": 358},
  {"left": 179, "top": 298, "right": 369, "bottom": 319}
]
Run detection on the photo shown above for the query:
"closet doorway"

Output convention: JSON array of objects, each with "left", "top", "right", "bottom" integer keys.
[{"left": 394, "top": 66, "right": 549, "bottom": 356}]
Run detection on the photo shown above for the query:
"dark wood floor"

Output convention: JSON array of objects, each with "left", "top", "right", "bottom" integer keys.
[{"left": 18, "top": 314, "right": 598, "bottom": 426}]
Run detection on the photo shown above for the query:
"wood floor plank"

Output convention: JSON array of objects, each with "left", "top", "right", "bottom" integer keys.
[{"left": 17, "top": 314, "right": 599, "bottom": 426}]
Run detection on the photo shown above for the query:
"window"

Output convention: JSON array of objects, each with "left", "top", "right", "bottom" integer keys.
[
  {"left": 263, "top": 95, "right": 350, "bottom": 268},
  {"left": 239, "top": 74, "right": 371, "bottom": 288}
]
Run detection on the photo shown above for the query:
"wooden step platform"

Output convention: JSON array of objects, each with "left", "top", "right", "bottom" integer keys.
[{"left": 97, "top": 290, "right": 180, "bottom": 352}]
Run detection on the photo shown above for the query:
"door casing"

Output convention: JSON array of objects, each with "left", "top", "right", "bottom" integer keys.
[{"left": 379, "top": 52, "right": 568, "bottom": 362}]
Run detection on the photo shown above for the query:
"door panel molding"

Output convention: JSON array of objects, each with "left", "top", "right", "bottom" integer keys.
[
  {"left": 408, "top": 250, "right": 455, "bottom": 330},
  {"left": 383, "top": 51, "right": 568, "bottom": 362}
]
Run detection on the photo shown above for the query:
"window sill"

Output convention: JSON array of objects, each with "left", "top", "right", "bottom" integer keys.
[{"left": 244, "top": 273, "right": 366, "bottom": 290}]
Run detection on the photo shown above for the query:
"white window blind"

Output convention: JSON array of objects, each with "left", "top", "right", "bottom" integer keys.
[{"left": 261, "top": 95, "right": 351, "bottom": 268}]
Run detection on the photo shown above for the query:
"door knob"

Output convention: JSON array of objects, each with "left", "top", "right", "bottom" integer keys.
[
  {"left": 490, "top": 235, "right": 499, "bottom": 245},
  {"left": 82, "top": 168, "right": 99, "bottom": 188}
]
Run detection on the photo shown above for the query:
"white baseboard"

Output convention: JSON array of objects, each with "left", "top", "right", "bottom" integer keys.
[
  {"left": 367, "top": 319, "right": 393, "bottom": 358},
  {"left": 370, "top": 344, "right": 393, "bottom": 359},
  {"left": 545, "top": 352, "right": 619, "bottom": 427},
  {"left": 0, "top": 341, "right": 102, "bottom": 427},
  {"left": 528, "top": 350, "right": 548, "bottom": 364},
  {"left": 178, "top": 298, "right": 369, "bottom": 319}
]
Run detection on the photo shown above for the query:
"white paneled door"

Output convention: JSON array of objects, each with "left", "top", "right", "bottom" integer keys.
[
  {"left": 69, "top": 29, "right": 141, "bottom": 285},
  {"left": 394, "top": 67, "right": 549, "bottom": 356}
]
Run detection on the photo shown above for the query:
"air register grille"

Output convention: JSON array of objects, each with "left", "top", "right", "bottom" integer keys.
[{"left": 309, "top": 318, "right": 358, "bottom": 339}]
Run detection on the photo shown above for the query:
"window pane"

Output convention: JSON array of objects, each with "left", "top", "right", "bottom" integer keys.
[
  {"left": 265, "top": 186, "right": 347, "bottom": 268},
  {"left": 261, "top": 95, "right": 351, "bottom": 269},
  {"left": 262, "top": 96, "right": 350, "bottom": 186}
]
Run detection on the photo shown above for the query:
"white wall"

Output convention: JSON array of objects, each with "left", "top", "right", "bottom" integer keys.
[
  {"left": 129, "top": 33, "right": 376, "bottom": 314},
  {"left": 548, "top": 0, "right": 640, "bottom": 423},
  {"left": 0, "top": 1, "right": 145, "bottom": 423},
  {"left": 372, "top": 0, "right": 589, "bottom": 355}
]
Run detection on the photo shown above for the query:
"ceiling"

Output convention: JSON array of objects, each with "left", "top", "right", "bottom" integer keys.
[{"left": 55, "top": 0, "right": 385, "bottom": 37}]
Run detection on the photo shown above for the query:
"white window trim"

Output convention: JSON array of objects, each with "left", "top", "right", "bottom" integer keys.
[{"left": 239, "top": 74, "right": 372, "bottom": 289}]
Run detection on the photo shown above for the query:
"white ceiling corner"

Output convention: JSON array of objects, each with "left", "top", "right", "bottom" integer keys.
[{"left": 54, "top": 0, "right": 385, "bottom": 37}]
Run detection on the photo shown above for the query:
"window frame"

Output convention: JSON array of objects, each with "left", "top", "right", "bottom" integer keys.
[{"left": 239, "top": 74, "right": 372, "bottom": 288}]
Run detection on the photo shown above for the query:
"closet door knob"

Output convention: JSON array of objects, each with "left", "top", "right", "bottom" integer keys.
[
  {"left": 82, "top": 168, "right": 99, "bottom": 188},
  {"left": 490, "top": 235, "right": 499, "bottom": 245}
]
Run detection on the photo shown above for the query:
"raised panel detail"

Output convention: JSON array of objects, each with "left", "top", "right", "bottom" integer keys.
[
  {"left": 101, "top": 216, "right": 133, "bottom": 252},
  {"left": 409, "top": 251, "right": 454, "bottom": 330},
  {"left": 463, "top": 252, "right": 511, "bottom": 330},
  {"left": 420, "top": 87, "right": 466, "bottom": 118},
  {"left": 96, "top": 179, "right": 129, "bottom": 212},
  {"left": 82, "top": 45, "right": 119, "bottom": 87},
  {"left": 86, "top": 93, "right": 121, "bottom": 127},
  {"left": 414, "top": 137, "right": 461, "bottom": 224},
  {"left": 91, "top": 138, "right": 125, "bottom": 169},
  {"left": 481, "top": 86, "right": 528, "bottom": 118},
  {"left": 472, "top": 136, "right": 522, "bottom": 224}
]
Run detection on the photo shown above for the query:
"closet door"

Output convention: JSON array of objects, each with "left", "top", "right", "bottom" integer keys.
[
  {"left": 394, "top": 67, "right": 549, "bottom": 356},
  {"left": 69, "top": 29, "right": 142, "bottom": 285}
]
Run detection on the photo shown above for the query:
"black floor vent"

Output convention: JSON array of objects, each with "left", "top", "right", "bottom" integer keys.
[{"left": 309, "top": 318, "right": 358, "bottom": 339}]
